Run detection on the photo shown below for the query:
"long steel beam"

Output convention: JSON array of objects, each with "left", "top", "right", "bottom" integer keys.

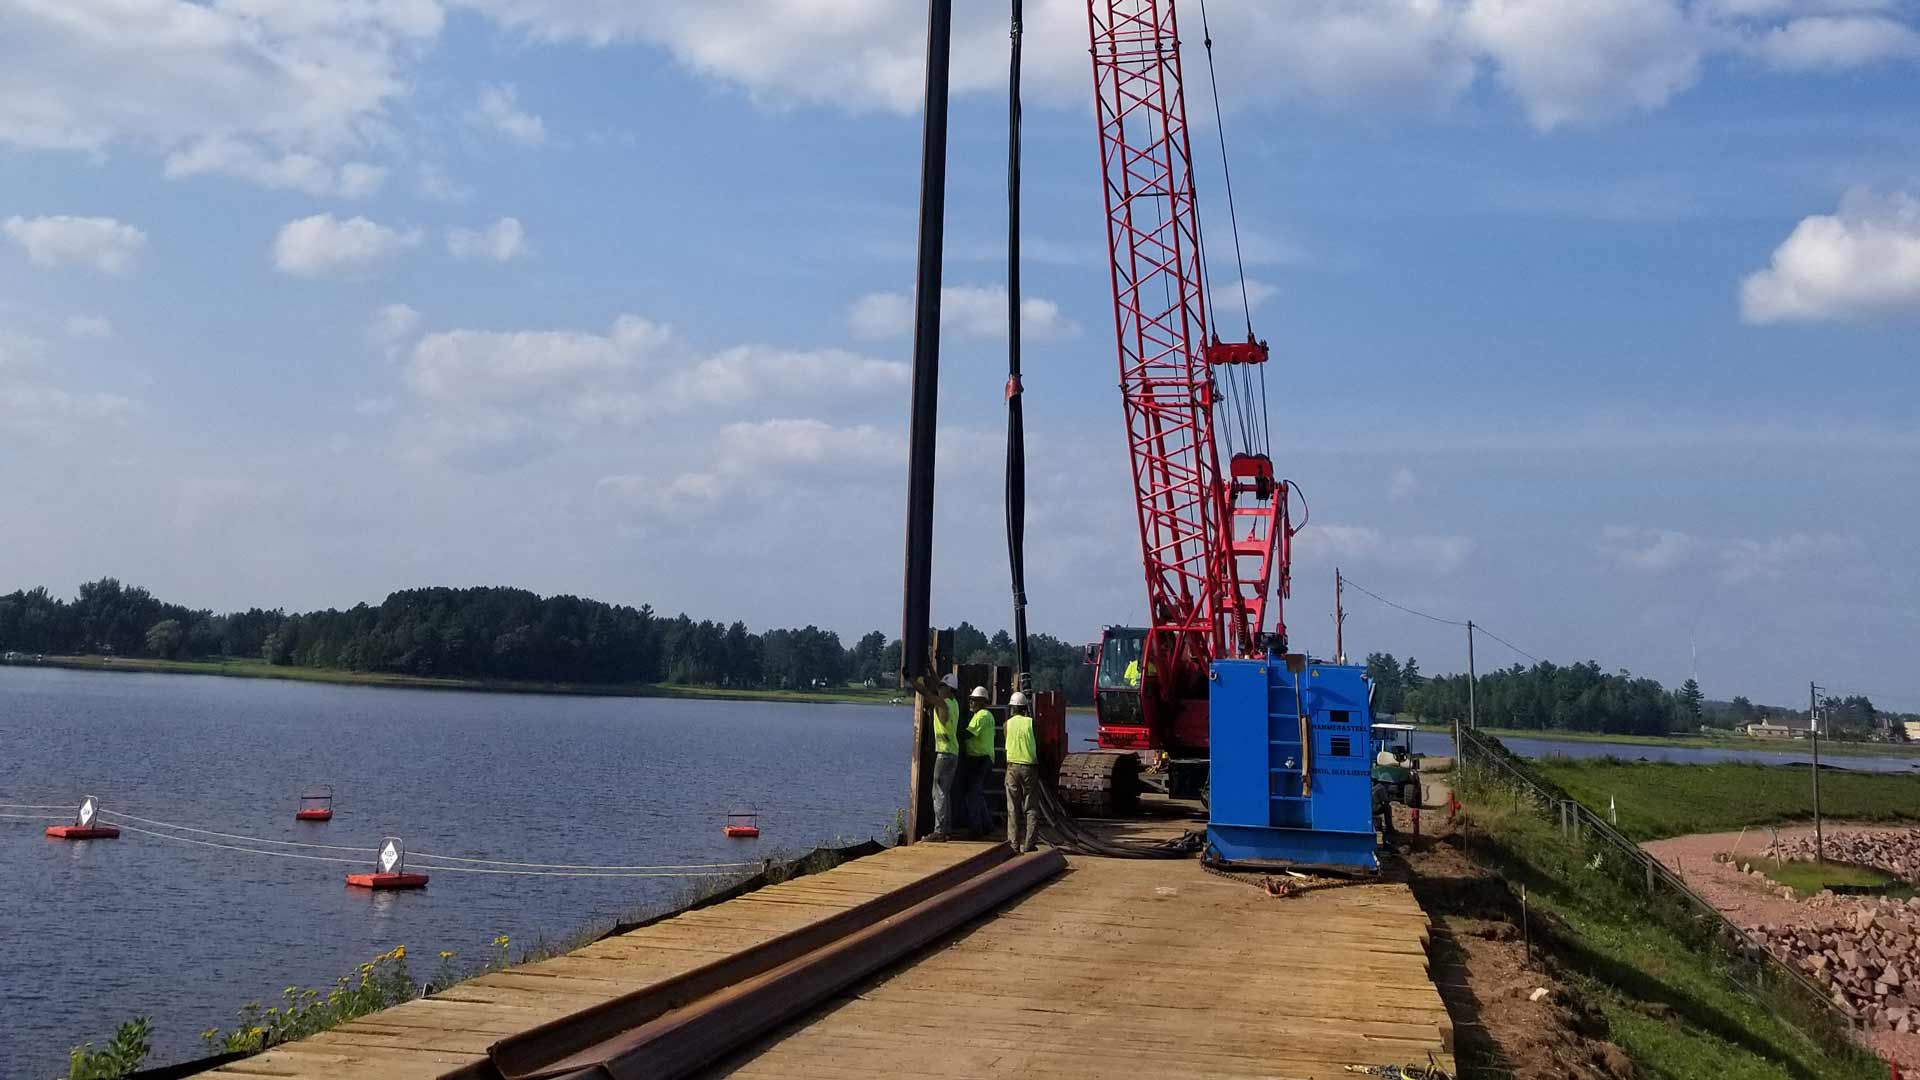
[
  {"left": 522, "top": 850, "right": 1066, "bottom": 1080},
  {"left": 468, "top": 844, "right": 1013, "bottom": 1080}
]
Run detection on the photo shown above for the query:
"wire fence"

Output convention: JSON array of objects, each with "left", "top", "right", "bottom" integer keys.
[{"left": 1451, "top": 726, "right": 1872, "bottom": 1061}]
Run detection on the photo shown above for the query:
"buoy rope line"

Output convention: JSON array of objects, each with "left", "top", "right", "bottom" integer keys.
[
  {"left": 400, "top": 863, "right": 743, "bottom": 879},
  {"left": 106, "top": 822, "right": 757, "bottom": 878},
  {"left": 0, "top": 802, "right": 76, "bottom": 809},
  {"left": 400, "top": 852, "right": 762, "bottom": 871},
  {"left": 0, "top": 812, "right": 68, "bottom": 820},
  {"left": 91, "top": 807, "right": 764, "bottom": 872},
  {"left": 98, "top": 810, "right": 368, "bottom": 851},
  {"left": 110, "top": 822, "right": 369, "bottom": 864}
]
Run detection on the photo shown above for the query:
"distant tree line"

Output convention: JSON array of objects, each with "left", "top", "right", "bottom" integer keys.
[
  {"left": 1364, "top": 650, "right": 1915, "bottom": 740},
  {"left": 0, "top": 579, "right": 1098, "bottom": 703}
]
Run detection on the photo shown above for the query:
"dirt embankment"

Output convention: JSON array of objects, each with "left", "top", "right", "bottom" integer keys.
[{"left": 1395, "top": 807, "right": 1637, "bottom": 1080}]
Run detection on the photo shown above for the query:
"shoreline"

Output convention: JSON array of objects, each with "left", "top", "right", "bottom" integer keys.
[
  {"left": 2, "top": 654, "right": 906, "bottom": 707},
  {"left": 1418, "top": 722, "right": 1920, "bottom": 759}
]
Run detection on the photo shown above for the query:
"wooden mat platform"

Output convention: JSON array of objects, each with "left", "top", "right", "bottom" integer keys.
[{"left": 203, "top": 842, "right": 1450, "bottom": 1079}]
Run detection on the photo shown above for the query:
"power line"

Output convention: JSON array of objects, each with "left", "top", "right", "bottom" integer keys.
[
  {"left": 1341, "top": 576, "right": 1543, "bottom": 664},
  {"left": 1475, "top": 625, "right": 1543, "bottom": 665},
  {"left": 1339, "top": 577, "right": 1468, "bottom": 628}
]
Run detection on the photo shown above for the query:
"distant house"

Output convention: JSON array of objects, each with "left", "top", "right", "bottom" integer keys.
[
  {"left": 1905, "top": 721, "right": 1920, "bottom": 744},
  {"left": 1745, "top": 721, "right": 1802, "bottom": 739}
]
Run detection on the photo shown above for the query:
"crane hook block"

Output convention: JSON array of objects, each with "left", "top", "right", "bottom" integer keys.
[{"left": 1205, "top": 339, "right": 1269, "bottom": 366}]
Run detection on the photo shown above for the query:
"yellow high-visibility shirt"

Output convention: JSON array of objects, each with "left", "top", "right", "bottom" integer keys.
[
  {"left": 933, "top": 697, "right": 962, "bottom": 754},
  {"left": 1123, "top": 659, "right": 1141, "bottom": 686},
  {"left": 1004, "top": 712, "right": 1038, "bottom": 766},
  {"left": 965, "top": 707, "right": 996, "bottom": 758}
]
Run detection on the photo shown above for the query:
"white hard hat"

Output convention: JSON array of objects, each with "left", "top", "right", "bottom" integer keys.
[
  {"left": 970, "top": 685, "right": 990, "bottom": 699},
  {"left": 940, "top": 673, "right": 959, "bottom": 690},
  {"left": 1009, "top": 691, "right": 1030, "bottom": 708}
]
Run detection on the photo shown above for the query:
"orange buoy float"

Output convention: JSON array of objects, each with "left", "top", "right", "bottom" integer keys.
[
  {"left": 346, "top": 837, "right": 428, "bottom": 890},
  {"left": 46, "top": 797, "right": 119, "bottom": 840},
  {"left": 295, "top": 784, "right": 334, "bottom": 822},
  {"left": 723, "top": 806, "right": 760, "bottom": 839}
]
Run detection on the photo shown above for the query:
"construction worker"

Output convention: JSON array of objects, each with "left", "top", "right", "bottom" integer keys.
[
  {"left": 927, "top": 673, "right": 962, "bottom": 841},
  {"left": 960, "top": 686, "right": 997, "bottom": 838},
  {"left": 1003, "top": 691, "right": 1041, "bottom": 852}
]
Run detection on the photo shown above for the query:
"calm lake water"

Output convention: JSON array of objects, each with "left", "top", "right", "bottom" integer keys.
[{"left": 0, "top": 666, "right": 912, "bottom": 1078}]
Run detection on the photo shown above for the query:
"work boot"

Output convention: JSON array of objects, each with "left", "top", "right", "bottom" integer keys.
[
  {"left": 1021, "top": 843, "right": 1038, "bottom": 854},
  {"left": 926, "top": 832, "right": 952, "bottom": 843}
]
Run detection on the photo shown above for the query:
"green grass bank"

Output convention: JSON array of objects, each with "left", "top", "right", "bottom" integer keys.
[
  {"left": 1454, "top": 775, "right": 1885, "bottom": 1079},
  {"left": 1531, "top": 758, "right": 1920, "bottom": 841},
  {"left": 1420, "top": 723, "right": 1920, "bottom": 759}
]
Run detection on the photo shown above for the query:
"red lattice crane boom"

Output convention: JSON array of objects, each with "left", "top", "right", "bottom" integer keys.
[{"left": 1084, "top": 0, "right": 1293, "bottom": 762}]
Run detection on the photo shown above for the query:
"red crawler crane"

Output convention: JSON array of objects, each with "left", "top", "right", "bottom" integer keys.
[{"left": 1063, "top": 0, "right": 1294, "bottom": 807}]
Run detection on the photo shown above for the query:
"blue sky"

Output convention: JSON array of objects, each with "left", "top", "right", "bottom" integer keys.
[{"left": 1, "top": 1, "right": 1917, "bottom": 710}]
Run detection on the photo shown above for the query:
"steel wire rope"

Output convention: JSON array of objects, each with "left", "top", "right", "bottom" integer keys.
[
  {"left": 97, "top": 808, "right": 764, "bottom": 871},
  {"left": 1197, "top": 0, "right": 1255, "bottom": 341}
]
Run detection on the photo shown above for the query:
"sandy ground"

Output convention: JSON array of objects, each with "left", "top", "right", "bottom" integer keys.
[{"left": 1643, "top": 822, "right": 1920, "bottom": 1068}]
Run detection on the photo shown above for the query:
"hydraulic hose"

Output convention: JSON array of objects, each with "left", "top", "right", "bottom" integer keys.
[{"left": 1004, "top": 0, "right": 1030, "bottom": 687}]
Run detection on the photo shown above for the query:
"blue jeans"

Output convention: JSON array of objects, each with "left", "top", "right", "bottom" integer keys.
[
  {"left": 932, "top": 753, "right": 959, "bottom": 836},
  {"left": 960, "top": 754, "right": 993, "bottom": 835}
]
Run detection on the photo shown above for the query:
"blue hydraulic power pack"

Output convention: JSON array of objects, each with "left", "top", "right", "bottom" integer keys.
[{"left": 1207, "top": 655, "right": 1379, "bottom": 871}]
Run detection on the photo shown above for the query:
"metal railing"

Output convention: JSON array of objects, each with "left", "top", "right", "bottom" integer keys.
[{"left": 1452, "top": 727, "right": 1867, "bottom": 1057}]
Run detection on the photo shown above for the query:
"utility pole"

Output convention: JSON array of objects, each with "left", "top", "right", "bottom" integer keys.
[
  {"left": 1334, "top": 567, "right": 1346, "bottom": 665},
  {"left": 1810, "top": 680, "right": 1824, "bottom": 863},
  {"left": 1467, "top": 620, "right": 1478, "bottom": 731}
]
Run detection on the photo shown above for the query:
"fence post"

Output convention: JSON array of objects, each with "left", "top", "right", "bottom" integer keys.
[{"left": 1645, "top": 854, "right": 1655, "bottom": 894}]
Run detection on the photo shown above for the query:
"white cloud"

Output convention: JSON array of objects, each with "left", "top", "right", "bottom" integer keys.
[
  {"left": 1299, "top": 523, "right": 1475, "bottom": 573},
  {"left": 847, "top": 285, "right": 1076, "bottom": 341},
  {"left": 415, "top": 162, "right": 473, "bottom": 203},
  {"left": 0, "top": 382, "right": 139, "bottom": 442},
  {"left": 272, "top": 214, "right": 422, "bottom": 277},
  {"left": 367, "top": 303, "right": 424, "bottom": 356},
  {"left": 598, "top": 418, "right": 902, "bottom": 518},
  {"left": 1741, "top": 190, "right": 1920, "bottom": 323},
  {"left": 0, "top": 331, "right": 48, "bottom": 371},
  {"left": 452, "top": 0, "right": 1918, "bottom": 130},
  {"left": 398, "top": 313, "right": 907, "bottom": 471},
  {"left": 1718, "top": 531, "right": 1861, "bottom": 584},
  {"left": 1745, "top": 14, "right": 1920, "bottom": 70},
  {"left": 1387, "top": 467, "right": 1418, "bottom": 501},
  {"left": 447, "top": 217, "right": 527, "bottom": 262},
  {"left": 1464, "top": 0, "right": 1703, "bottom": 130},
  {"left": 65, "top": 315, "right": 114, "bottom": 340},
  {"left": 162, "top": 138, "right": 387, "bottom": 198},
  {"left": 0, "top": 0, "right": 440, "bottom": 187},
  {"left": 472, "top": 84, "right": 546, "bottom": 145},
  {"left": 1597, "top": 526, "right": 1701, "bottom": 572},
  {"left": 2, "top": 215, "right": 147, "bottom": 274}
]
